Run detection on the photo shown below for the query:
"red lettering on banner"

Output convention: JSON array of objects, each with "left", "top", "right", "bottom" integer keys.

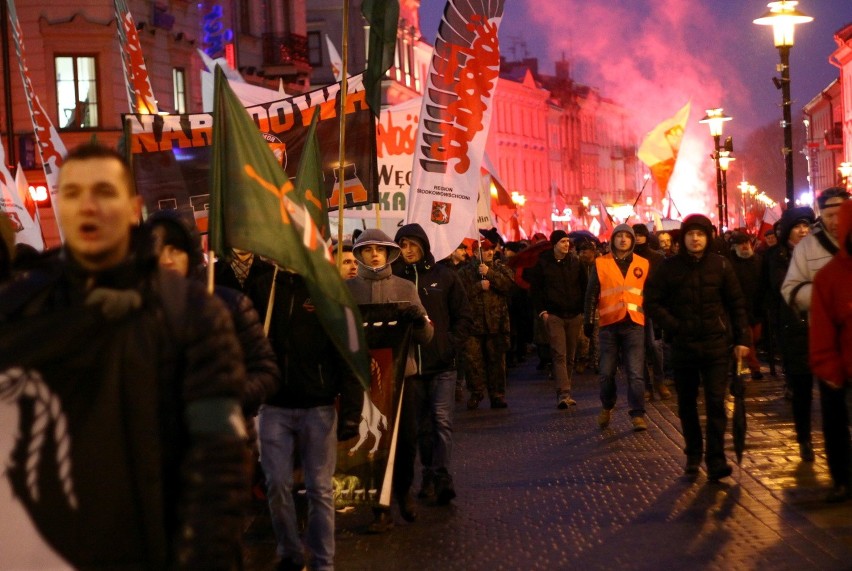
[
  {"left": 377, "top": 112, "right": 417, "bottom": 158},
  {"left": 428, "top": 16, "right": 500, "bottom": 174}
]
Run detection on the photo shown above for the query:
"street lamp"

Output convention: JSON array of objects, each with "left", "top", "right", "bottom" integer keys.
[
  {"left": 839, "top": 162, "right": 852, "bottom": 190},
  {"left": 699, "top": 108, "right": 732, "bottom": 229},
  {"left": 718, "top": 142, "right": 735, "bottom": 228},
  {"left": 754, "top": 1, "right": 813, "bottom": 206}
]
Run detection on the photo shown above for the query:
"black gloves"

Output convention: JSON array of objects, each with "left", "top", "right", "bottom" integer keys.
[
  {"left": 400, "top": 304, "right": 428, "bottom": 328},
  {"left": 583, "top": 323, "right": 594, "bottom": 338}
]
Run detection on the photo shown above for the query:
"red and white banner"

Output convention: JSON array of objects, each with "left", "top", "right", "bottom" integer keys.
[
  {"left": 7, "top": 0, "right": 67, "bottom": 241},
  {"left": 0, "top": 139, "right": 43, "bottom": 250},
  {"left": 404, "top": 0, "right": 505, "bottom": 261},
  {"left": 114, "top": 0, "right": 159, "bottom": 114}
]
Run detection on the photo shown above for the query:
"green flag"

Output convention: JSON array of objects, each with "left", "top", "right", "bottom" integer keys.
[
  {"left": 209, "top": 66, "right": 369, "bottom": 388},
  {"left": 361, "top": 0, "right": 399, "bottom": 117},
  {"left": 294, "top": 111, "right": 330, "bottom": 241}
]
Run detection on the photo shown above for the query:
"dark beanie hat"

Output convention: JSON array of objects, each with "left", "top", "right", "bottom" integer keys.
[
  {"left": 550, "top": 230, "right": 569, "bottom": 246},
  {"left": 632, "top": 224, "right": 650, "bottom": 238},
  {"left": 729, "top": 231, "right": 750, "bottom": 245}
]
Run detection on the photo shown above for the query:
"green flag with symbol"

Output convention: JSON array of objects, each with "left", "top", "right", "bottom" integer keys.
[{"left": 208, "top": 66, "right": 369, "bottom": 388}]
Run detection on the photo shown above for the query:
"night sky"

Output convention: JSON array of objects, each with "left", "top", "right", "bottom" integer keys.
[{"left": 418, "top": 0, "right": 852, "bottom": 213}]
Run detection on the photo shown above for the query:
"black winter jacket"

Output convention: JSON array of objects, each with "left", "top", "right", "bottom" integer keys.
[
  {"left": 214, "top": 285, "right": 280, "bottom": 415},
  {"left": 762, "top": 243, "right": 809, "bottom": 374},
  {"left": 393, "top": 224, "right": 473, "bottom": 375},
  {"left": 0, "top": 252, "right": 249, "bottom": 570},
  {"left": 645, "top": 250, "right": 752, "bottom": 365},
  {"left": 728, "top": 253, "right": 764, "bottom": 326},
  {"left": 527, "top": 250, "right": 587, "bottom": 318},
  {"left": 249, "top": 271, "right": 363, "bottom": 425}
]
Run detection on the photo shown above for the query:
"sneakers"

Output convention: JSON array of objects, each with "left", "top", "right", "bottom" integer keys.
[
  {"left": 684, "top": 458, "right": 701, "bottom": 475},
  {"left": 655, "top": 384, "right": 672, "bottom": 400},
  {"left": 467, "top": 393, "right": 483, "bottom": 410},
  {"left": 799, "top": 442, "right": 815, "bottom": 462},
  {"left": 490, "top": 396, "right": 508, "bottom": 409},
  {"left": 367, "top": 510, "right": 394, "bottom": 533},
  {"left": 417, "top": 471, "right": 436, "bottom": 501},
  {"left": 275, "top": 558, "right": 306, "bottom": 571},
  {"left": 631, "top": 416, "right": 648, "bottom": 432},
  {"left": 397, "top": 492, "right": 418, "bottom": 522},
  {"left": 708, "top": 464, "right": 733, "bottom": 481},
  {"left": 434, "top": 469, "right": 456, "bottom": 505},
  {"left": 557, "top": 395, "right": 577, "bottom": 409},
  {"left": 597, "top": 408, "right": 612, "bottom": 428}
]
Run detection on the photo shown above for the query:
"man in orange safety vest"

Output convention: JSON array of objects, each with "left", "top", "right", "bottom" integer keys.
[{"left": 583, "top": 224, "right": 649, "bottom": 431}]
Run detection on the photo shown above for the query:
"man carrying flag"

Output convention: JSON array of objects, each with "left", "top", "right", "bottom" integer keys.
[{"left": 208, "top": 66, "right": 370, "bottom": 569}]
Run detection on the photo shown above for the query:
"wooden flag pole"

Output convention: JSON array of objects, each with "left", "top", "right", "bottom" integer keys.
[
  {"left": 263, "top": 265, "right": 280, "bottom": 337},
  {"left": 336, "top": 0, "right": 350, "bottom": 268}
]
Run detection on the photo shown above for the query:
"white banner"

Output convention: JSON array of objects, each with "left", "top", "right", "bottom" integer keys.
[
  {"left": 404, "top": 0, "right": 505, "bottom": 261},
  {"left": 0, "top": 137, "right": 43, "bottom": 250}
]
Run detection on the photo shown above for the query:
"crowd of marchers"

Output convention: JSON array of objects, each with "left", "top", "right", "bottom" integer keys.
[{"left": 0, "top": 143, "right": 849, "bottom": 571}]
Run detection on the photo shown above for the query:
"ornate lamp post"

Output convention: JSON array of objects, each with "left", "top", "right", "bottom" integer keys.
[
  {"left": 754, "top": 1, "right": 813, "bottom": 206},
  {"left": 719, "top": 144, "right": 735, "bottom": 229},
  {"left": 699, "top": 108, "right": 732, "bottom": 228}
]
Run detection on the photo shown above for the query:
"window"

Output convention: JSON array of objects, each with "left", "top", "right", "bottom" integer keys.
[
  {"left": 55, "top": 56, "right": 98, "bottom": 130},
  {"left": 173, "top": 68, "right": 187, "bottom": 114},
  {"left": 307, "top": 31, "right": 322, "bottom": 67}
]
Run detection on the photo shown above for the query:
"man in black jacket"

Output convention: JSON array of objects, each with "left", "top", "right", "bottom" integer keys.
[
  {"left": 645, "top": 214, "right": 751, "bottom": 481},
  {"left": 394, "top": 224, "right": 473, "bottom": 504},
  {"left": 527, "top": 230, "right": 587, "bottom": 408},
  {"left": 0, "top": 144, "right": 249, "bottom": 569},
  {"left": 250, "top": 268, "right": 364, "bottom": 570}
]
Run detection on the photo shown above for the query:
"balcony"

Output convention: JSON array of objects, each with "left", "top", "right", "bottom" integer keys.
[
  {"left": 824, "top": 122, "right": 843, "bottom": 149},
  {"left": 262, "top": 33, "right": 311, "bottom": 77}
]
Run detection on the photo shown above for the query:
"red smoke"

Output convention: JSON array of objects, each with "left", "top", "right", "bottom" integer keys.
[{"left": 520, "top": 0, "right": 752, "bottom": 220}]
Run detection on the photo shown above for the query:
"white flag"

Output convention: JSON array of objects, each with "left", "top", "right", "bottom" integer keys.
[{"left": 405, "top": 0, "right": 506, "bottom": 261}]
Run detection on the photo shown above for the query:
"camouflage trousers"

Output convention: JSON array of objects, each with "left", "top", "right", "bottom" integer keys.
[{"left": 463, "top": 334, "right": 508, "bottom": 399}]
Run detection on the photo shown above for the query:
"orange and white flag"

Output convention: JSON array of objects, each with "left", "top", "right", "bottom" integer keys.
[
  {"left": 7, "top": 0, "right": 66, "bottom": 240},
  {"left": 404, "top": 0, "right": 506, "bottom": 262},
  {"left": 114, "top": 0, "right": 159, "bottom": 114},
  {"left": 637, "top": 102, "right": 690, "bottom": 205}
]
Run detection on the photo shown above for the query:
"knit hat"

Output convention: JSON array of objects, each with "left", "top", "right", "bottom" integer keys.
[
  {"left": 729, "top": 231, "right": 750, "bottom": 245},
  {"left": 479, "top": 239, "right": 496, "bottom": 251},
  {"left": 817, "top": 187, "right": 851, "bottom": 210},
  {"left": 631, "top": 224, "right": 650, "bottom": 238},
  {"left": 550, "top": 229, "right": 569, "bottom": 246},
  {"left": 778, "top": 206, "right": 815, "bottom": 245}
]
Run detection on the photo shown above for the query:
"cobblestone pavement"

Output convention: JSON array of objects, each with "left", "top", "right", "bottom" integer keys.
[{"left": 244, "top": 359, "right": 852, "bottom": 571}]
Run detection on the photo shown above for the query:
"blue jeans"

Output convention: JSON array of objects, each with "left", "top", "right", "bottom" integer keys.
[
  {"left": 415, "top": 370, "right": 457, "bottom": 478},
  {"left": 259, "top": 405, "right": 337, "bottom": 571},
  {"left": 598, "top": 320, "right": 645, "bottom": 416}
]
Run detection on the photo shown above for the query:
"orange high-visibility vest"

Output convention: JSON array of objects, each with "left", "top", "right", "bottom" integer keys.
[{"left": 595, "top": 254, "right": 648, "bottom": 327}]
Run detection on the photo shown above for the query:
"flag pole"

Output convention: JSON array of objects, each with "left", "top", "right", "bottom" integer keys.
[
  {"left": 263, "top": 265, "right": 280, "bottom": 337},
  {"left": 336, "top": 0, "right": 350, "bottom": 268}
]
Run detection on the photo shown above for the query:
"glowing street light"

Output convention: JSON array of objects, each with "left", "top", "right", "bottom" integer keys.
[
  {"left": 754, "top": 1, "right": 813, "bottom": 205},
  {"left": 839, "top": 162, "right": 852, "bottom": 189},
  {"left": 699, "top": 108, "right": 732, "bottom": 228}
]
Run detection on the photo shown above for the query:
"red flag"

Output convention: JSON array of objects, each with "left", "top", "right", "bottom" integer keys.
[
  {"left": 7, "top": 0, "right": 67, "bottom": 240},
  {"left": 114, "top": 0, "right": 159, "bottom": 114}
]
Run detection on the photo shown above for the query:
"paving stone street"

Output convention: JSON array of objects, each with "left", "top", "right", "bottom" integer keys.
[{"left": 244, "top": 359, "right": 852, "bottom": 571}]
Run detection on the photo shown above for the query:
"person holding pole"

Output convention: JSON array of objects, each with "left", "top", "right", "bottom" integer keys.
[{"left": 347, "top": 228, "right": 433, "bottom": 532}]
